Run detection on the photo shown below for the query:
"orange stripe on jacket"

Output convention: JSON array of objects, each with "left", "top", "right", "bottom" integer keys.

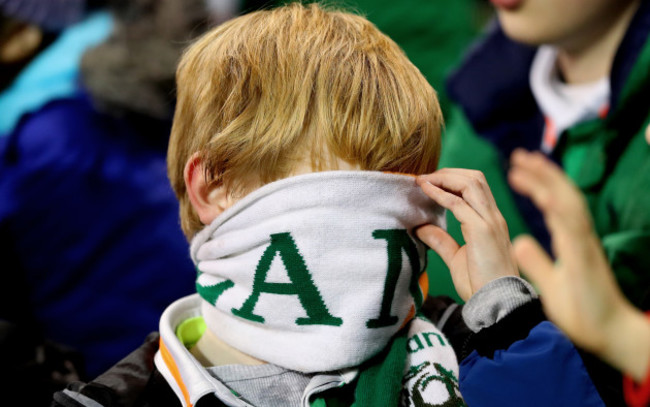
[
  {"left": 159, "top": 338, "right": 193, "bottom": 407},
  {"left": 543, "top": 116, "right": 558, "bottom": 151}
]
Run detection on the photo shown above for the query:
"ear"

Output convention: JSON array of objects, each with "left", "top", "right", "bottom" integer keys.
[{"left": 184, "top": 153, "right": 232, "bottom": 226}]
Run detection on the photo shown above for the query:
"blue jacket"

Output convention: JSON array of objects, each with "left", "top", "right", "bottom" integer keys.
[
  {"left": 0, "top": 93, "right": 195, "bottom": 377},
  {"left": 457, "top": 301, "right": 615, "bottom": 406}
]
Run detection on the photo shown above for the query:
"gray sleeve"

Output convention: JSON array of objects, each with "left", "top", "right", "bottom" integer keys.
[{"left": 461, "top": 276, "right": 539, "bottom": 333}]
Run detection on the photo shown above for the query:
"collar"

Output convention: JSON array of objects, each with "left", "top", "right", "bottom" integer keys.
[
  {"left": 529, "top": 45, "right": 610, "bottom": 152},
  {"left": 154, "top": 294, "right": 358, "bottom": 407},
  {"left": 155, "top": 294, "right": 242, "bottom": 407}
]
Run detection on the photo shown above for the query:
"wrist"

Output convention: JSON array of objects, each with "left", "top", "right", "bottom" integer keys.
[
  {"left": 460, "top": 299, "right": 545, "bottom": 360},
  {"left": 602, "top": 304, "right": 650, "bottom": 382},
  {"left": 462, "top": 276, "right": 538, "bottom": 332}
]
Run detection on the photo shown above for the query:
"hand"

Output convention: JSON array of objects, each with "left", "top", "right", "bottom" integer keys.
[
  {"left": 415, "top": 168, "right": 519, "bottom": 302},
  {"left": 509, "top": 149, "right": 650, "bottom": 381}
]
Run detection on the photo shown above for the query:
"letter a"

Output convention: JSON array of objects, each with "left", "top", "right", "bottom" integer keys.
[{"left": 232, "top": 233, "right": 342, "bottom": 326}]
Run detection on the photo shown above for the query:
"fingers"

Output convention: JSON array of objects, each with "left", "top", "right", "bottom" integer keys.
[
  {"left": 509, "top": 151, "right": 611, "bottom": 283},
  {"left": 509, "top": 149, "right": 564, "bottom": 205},
  {"left": 416, "top": 224, "right": 460, "bottom": 268},
  {"left": 512, "top": 235, "right": 554, "bottom": 295},
  {"left": 417, "top": 169, "right": 499, "bottom": 222},
  {"left": 418, "top": 180, "right": 484, "bottom": 226},
  {"left": 509, "top": 149, "right": 579, "bottom": 210},
  {"left": 509, "top": 149, "right": 592, "bottom": 237}
]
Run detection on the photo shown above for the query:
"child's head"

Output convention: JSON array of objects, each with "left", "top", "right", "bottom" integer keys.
[
  {"left": 168, "top": 2, "right": 443, "bottom": 239},
  {"left": 492, "top": 0, "right": 639, "bottom": 50}
]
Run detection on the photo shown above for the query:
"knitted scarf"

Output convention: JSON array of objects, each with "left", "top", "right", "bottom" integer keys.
[{"left": 190, "top": 171, "right": 447, "bottom": 373}]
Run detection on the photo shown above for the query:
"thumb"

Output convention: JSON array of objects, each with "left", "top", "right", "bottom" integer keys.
[
  {"left": 513, "top": 235, "right": 554, "bottom": 294},
  {"left": 416, "top": 224, "right": 460, "bottom": 269}
]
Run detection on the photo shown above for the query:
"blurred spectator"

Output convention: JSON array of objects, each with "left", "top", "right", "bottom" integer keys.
[
  {"left": 425, "top": 2, "right": 649, "bottom": 403},
  {"left": 0, "top": 3, "right": 112, "bottom": 404},
  {"left": 0, "top": 0, "right": 232, "bottom": 383},
  {"left": 0, "top": 0, "right": 111, "bottom": 135},
  {"left": 434, "top": 0, "right": 650, "bottom": 310}
]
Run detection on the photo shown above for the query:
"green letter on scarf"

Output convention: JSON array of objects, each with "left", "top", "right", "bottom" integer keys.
[
  {"left": 232, "top": 233, "right": 343, "bottom": 326},
  {"left": 367, "top": 229, "right": 421, "bottom": 328}
]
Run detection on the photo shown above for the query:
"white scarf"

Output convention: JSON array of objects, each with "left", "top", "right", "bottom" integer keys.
[{"left": 190, "top": 171, "right": 446, "bottom": 373}]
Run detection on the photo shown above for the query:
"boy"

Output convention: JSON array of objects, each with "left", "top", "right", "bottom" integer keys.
[
  {"left": 437, "top": 0, "right": 650, "bottom": 308},
  {"left": 57, "top": 4, "right": 464, "bottom": 406},
  {"left": 431, "top": 2, "right": 648, "bottom": 402}
]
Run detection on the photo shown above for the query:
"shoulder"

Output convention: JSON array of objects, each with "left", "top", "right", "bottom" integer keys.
[
  {"left": 588, "top": 118, "right": 650, "bottom": 240},
  {"left": 51, "top": 333, "right": 180, "bottom": 407},
  {"left": 605, "top": 123, "right": 650, "bottom": 209},
  {"left": 446, "top": 23, "right": 538, "bottom": 130}
]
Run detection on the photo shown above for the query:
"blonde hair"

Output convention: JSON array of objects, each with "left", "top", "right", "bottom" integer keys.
[{"left": 168, "top": 2, "right": 443, "bottom": 238}]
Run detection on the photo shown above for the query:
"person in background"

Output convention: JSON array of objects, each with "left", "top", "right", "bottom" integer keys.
[
  {"left": 0, "top": 0, "right": 243, "bottom": 383},
  {"left": 436, "top": 0, "right": 650, "bottom": 308},
  {"left": 509, "top": 149, "right": 650, "bottom": 407},
  {"left": 0, "top": 3, "right": 113, "bottom": 404},
  {"left": 423, "top": 0, "right": 650, "bottom": 403}
]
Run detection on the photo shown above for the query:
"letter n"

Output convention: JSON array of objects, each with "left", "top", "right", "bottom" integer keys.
[{"left": 366, "top": 229, "right": 421, "bottom": 328}]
